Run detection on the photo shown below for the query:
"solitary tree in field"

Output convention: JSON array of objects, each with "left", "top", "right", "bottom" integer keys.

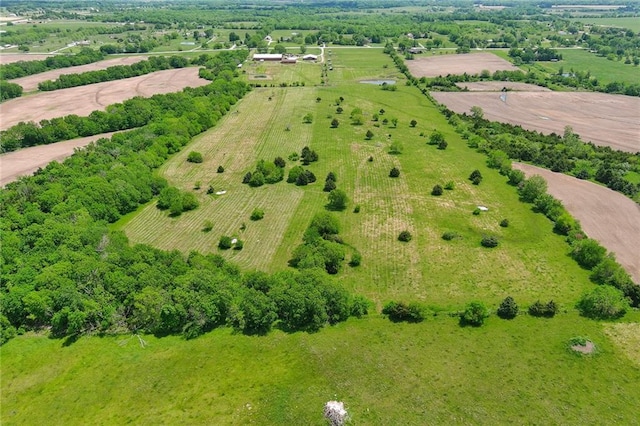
[
  {"left": 469, "top": 169, "right": 483, "bottom": 185},
  {"left": 365, "top": 130, "right": 374, "bottom": 140},
  {"left": 389, "top": 167, "right": 400, "bottom": 178},
  {"left": 331, "top": 118, "right": 339, "bottom": 128},
  {"left": 327, "top": 189, "right": 348, "bottom": 210},
  {"left": 303, "top": 113, "right": 313, "bottom": 124},
  {"left": 410, "top": 119, "right": 417, "bottom": 127}
]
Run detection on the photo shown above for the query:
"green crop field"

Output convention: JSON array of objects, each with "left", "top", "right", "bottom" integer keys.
[{"left": 3, "top": 43, "right": 640, "bottom": 425}]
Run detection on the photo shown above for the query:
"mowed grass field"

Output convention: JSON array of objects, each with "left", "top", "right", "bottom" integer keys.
[
  {"left": 3, "top": 314, "right": 640, "bottom": 425},
  {"left": 4, "top": 47, "right": 640, "bottom": 424},
  {"left": 124, "top": 47, "right": 592, "bottom": 308},
  {"left": 528, "top": 48, "right": 639, "bottom": 86}
]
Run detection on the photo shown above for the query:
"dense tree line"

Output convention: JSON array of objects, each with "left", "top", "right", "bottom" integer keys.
[
  {"left": 0, "top": 64, "right": 366, "bottom": 344},
  {"left": 0, "top": 48, "right": 104, "bottom": 80},
  {"left": 0, "top": 81, "right": 23, "bottom": 101},
  {"left": 456, "top": 114, "right": 640, "bottom": 199},
  {"left": 0, "top": 58, "right": 246, "bottom": 153},
  {"left": 37, "top": 55, "right": 190, "bottom": 91}
]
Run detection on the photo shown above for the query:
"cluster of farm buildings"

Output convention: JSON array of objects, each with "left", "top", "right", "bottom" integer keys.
[{"left": 252, "top": 53, "right": 318, "bottom": 64}]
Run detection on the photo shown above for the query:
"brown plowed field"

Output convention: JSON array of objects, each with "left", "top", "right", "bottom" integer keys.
[
  {"left": 407, "top": 53, "right": 520, "bottom": 78},
  {"left": 455, "top": 81, "right": 551, "bottom": 92},
  {"left": 0, "top": 132, "right": 118, "bottom": 187},
  {"left": 0, "top": 54, "right": 54, "bottom": 64},
  {"left": 432, "top": 91, "right": 640, "bottom": 153},
  {"left": 513, "top": 162, "right": 640, "bottom": 283},
  {"left": 9, "top": 56, "right": 146, "bottom": 92},
  {"left": 0, "top": 67, "right": 209, "bottom": 130}
]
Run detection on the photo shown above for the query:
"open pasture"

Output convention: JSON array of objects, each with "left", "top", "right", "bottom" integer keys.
[
  {"left": 432, "top": 91, "right": 640, "bottom": 153},
  {"left": 9, "top": 56, "right": 147, "bottom": 92},
  {"left": 123, "top": 87, "right": 317, "bottom": 271},
  {"left": 0, "top": 67, "right": 209, "bottom": 130},
  {"left": 513, "top": 163, "right": 640, "bottom": 283},
  {"left": 0, "top": 131, "right": 118, "bottom": 186},
  {"left": 531, "top": 48, "right": 640, "bottom": 86},
  {"left": 123, "top": 47, "right": 595, "bottom": 307},
  {"left": 406, "top": 52, "right": 520, "bottom": 78},
  {"left": 3, "top": 314, "right": 640, "bottom": 425}
]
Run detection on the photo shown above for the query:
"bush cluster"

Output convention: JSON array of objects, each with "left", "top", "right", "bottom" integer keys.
[{"left": 382, "top": 301, "right": 425, "bottom": 323}]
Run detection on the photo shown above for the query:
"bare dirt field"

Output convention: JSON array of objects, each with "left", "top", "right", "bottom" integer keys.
[
  {"left": 0, "top": 54, "right": 54, "bottom": 64},
  {"left": 0, "top": 67, "right": 209, "bottom": 130},
  {"left": 432, "top": 91, "right": 640, "bottom": 153},
  {"left": 406, "top": 53, "right": 520, "bottom": 78},
  {"left": 9, "top": 56, "right": 146, "bottom": 92},
  {"left": 513, "top": 162, "right": 640, "bottom": 283},
  {"left": 0, "top": 132, "right": 118, "bottom": 187},
  {"left": 455, "top": 81, "right": 551, "bottom": 92}
]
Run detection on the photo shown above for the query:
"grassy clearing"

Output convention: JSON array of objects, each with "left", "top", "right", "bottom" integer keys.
[
  {"left": 2, "top": 314, "right": 640, "bottom": 425},
  {"left": 527, "top": 48, "right": 639, "bottom": 86},
  {"left": 574, "top": 17, "right": 640, "bottom": 32},
  {"left": 124, "top": 87, "right": 317, "bottom": 270},
  {"left": 125, "top": 47, "right": 595, "bottom": 308},
  {"left": 13, "top": 46, "right": 640, "bottom": 424}
]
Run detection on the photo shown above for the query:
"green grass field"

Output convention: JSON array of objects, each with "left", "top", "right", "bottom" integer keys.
[
  {"left": 3, "top": 314, "right": 639, "bottom": 425},
  {"left": 526, "top": 48, "right": 639, "bottom": 86},
  {"left": 3, "top": 46, "right": 640, "bottom": 424},
  {"left": 573, "top": 17, "right": 640, "bottom": 32}
]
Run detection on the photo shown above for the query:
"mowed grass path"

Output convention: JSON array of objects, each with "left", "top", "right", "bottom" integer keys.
[
  {"left": 3, "top": 314, "right": 640, "bottom": 425},
  {"left": 123, "top": 87, "right": 317, "bottom": 271}
]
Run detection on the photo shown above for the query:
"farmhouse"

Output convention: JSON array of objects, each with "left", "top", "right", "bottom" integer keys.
[
  {"left": 302, "top": 54, "right": 318, "bottom": 61},
  {"left": 253, "top": 53, "right": 282, "bottom": 61}
]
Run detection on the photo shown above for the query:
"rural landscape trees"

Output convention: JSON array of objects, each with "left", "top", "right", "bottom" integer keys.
[{"left": 1, "top": 1, "right": 640, "bottom": 424}]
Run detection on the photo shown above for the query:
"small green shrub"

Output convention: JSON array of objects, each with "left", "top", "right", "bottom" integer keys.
[
  {"left": 350, "top": 295, "right": 371, "bottom": 318},
  {"left": 442, "top": 231, "right": 460, "bottom": 241},
  {"left": 577, "top": 285, "right": 628, "bottom": 320},
  {"left": 444, "top": 181, "right": 455, "bottom": 190},
  {"left": 389, "top": 167, "right": 400, "bottom": 178},
  {"left": 528, "top": 300, "right": 558, "bottom": 318},
  {"left": 250, "top": 208, "right": 265, "bottom": 221},
  {"left": 353, "top": 205, "right": 360, "bottom": 213},
  {"left": 217, "top": 165, "right": 225, "bottom": 173},
  {"left": 481, "top": 236, "right": 499, "bottom": 248},
  {"left": 349, "top": 251, "right": 362, "bottom": 267},
  {"left": 431, "top": 184, "right": 443, "bottom": 196},
  {"left": 500, "top": 219, "right": 509, "bottom": 227},
  {"left": 398, "top": 230, "right": 412, "bottom": 242},
  {"left": 469, "top": 169, "right": 483, "bottom": 185},
  {"left": 460, "top": 301, "right": 489, "bottom": 326},
  {"left": 497, "top": 296, "right": 518, "bottom": 319},
  {"left": 382, "top": 301, "right": 425, "bottom": 323},
  {"left": 218, "top": 236, "right": 233, "bottom": 250},
  {"left": 187, "top": 151, "right": 203, "bottom": 163},
  {"left": 234, "top": 239, "right": 244, "bottom": 250},
  {"left": 472, "top": 208, "right": 481, "bottom": 215},
  {"left": 202, "top": 220, "right": 213, "bottom": 232}
]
